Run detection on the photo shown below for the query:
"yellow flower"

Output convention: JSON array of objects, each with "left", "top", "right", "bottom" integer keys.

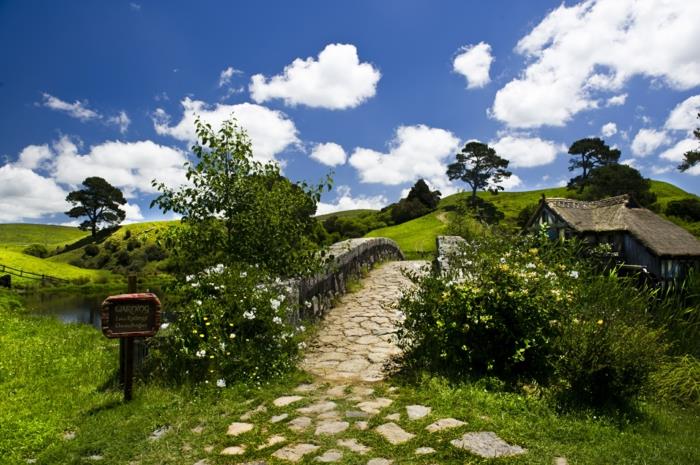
[{"left": 597, "top": 319, "right": 604, "bottom": 325}]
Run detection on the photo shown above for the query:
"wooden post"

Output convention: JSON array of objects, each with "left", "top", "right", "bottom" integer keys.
[
  {"left": 120, "top": 275, "right": 138, "bottom": 386},
  {"left": 123, "top": 274, "right": 137, "bottom": 402}
]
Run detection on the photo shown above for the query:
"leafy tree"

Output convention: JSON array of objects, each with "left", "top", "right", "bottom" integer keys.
[
  {"left": 583, "top": 164, "right": 657, "bottom": 207},
  {"left": 446, "top": 142, "right": 512, "bottom": 206},
  {"left": 406, "top": 179, "right": 441, "bottom": 209},
  {"left": 567, "top": 138, "right": 620, "bottom": 192},
  {"left": 390, "top": 198, "right": 431, "bottom": 224},
  {"left": 151, "top": 117, "right": 329, "bottom": 277},
  {"left": 65, "top": 177, "right": 126, "bottom": 237},
  {"left": 666, "top": 198, "right": 700, "bottom": 222},
  {"left": 679, "top": 113, "right": 700, "bottom": 172}
]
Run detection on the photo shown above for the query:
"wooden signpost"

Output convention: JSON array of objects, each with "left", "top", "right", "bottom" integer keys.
[{"left": 101, "top": 280, "right": 161, "bottom": 401}]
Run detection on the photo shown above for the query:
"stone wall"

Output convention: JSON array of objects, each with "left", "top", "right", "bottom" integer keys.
[
  {"left": 434, "top": 235, "right": 467, "bottom": 275},
  {"left": 285, "top": 238, "right": 404, "bottom": 323}
]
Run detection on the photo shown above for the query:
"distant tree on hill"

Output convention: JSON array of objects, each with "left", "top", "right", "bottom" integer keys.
[
  {"left": 65, "top": 177, "right": 126, "bottom": 237},
  {"left": 679, "top": 113, "right": 700, "bottom": 172},
  {"left": 582, "top": 164, "right": 657, "bottom": 207},
  {"left": 567, "top": 138, "right": 620, "bottom": 192},
  {"left": 446, "top": 142, "right": 511, "bottom": 206},
  {"left": 406, "top": 179, "right": 441, "bottom": 209},
  {"left": 389, "top": 179, "right": 442, "bottom": 224}
]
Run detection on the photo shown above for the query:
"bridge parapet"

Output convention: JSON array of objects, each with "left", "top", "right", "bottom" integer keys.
[
  {"left": 434, "top": 235, "right": 468, "bottom": 275},
  {"left": 285, "top": 238, "right": 404, "bottom": 323}
]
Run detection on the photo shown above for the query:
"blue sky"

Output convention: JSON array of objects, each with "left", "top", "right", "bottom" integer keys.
[{"left": 1, "top": 0, "right": 699, "bottom": 224}]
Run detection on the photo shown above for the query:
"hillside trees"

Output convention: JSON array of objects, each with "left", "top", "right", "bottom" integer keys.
[
  {"left": 65, "top": 177, "right": 127, "bottom": 237},
  {"left": 583, "top": 164, "right": 657, "bottom": 207},
  {"left": 446, "top": 142, "right": 511, "bottom": 206},
  {"left": 567, "top": 138, "right": 620, "bottom": 192},
  {"left": 390, "top": 179, "right": 442, "bottom": 224},
  {"left": 679, "top": 113, "right": 700, "bottom": 172}
]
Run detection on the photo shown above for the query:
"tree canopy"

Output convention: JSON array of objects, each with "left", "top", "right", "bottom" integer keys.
[
  {"left": 446, "top": 142, "right": 512, "bottom": 205},
  {"left": 679, "top": 113, "right": 700, "bottom": 172},
  {"left": 583, "top": 164, "right": 656, "bottom": 207},
  {"left": 567, "top": 137, "right": 620, "bottom": 192},
  {"left": 65, "top": 176, "right": 126, "bottom": 237},
  {"left": 151, "top": 117, "right": 329, "bottom": 277}
]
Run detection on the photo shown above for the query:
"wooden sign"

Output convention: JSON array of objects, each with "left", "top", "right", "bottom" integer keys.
[{"left": 101, "top": 293, "right": 161, "bottom": 338}]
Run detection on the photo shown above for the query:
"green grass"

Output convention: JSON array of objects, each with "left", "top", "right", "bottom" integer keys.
[
  {"left": 365, "top": 210, "right": 448, "bottom": 258},
  {"left": 315, "top": 209, "right": 378, "bottom": 221},
  {"left": 0, "top": 249, "right": 114, "bottom": 285},
  {"left": 0, "top": 224, "right": 89, "bottom": 252}
]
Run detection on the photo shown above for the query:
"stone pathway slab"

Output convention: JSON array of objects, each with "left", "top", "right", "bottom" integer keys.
[
  {"left": 375, "top": 422, "right": 415, "bottom": 445},
  {"left": 274, "top": 396, "right": 304, "bottom": 407},
  {"left": 450, "top": 431, "right": 526, "bottom": 458},
  {"left": 272, "top": 443, "right": 320, "bottom": 462},
  {"left": 227, "top": 422, "right": 254, "bottom": 436},
  {"left": 426, "top": 418, "right": 465, "bottom": 432}
]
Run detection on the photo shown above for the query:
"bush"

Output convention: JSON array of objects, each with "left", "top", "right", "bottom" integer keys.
[
  {"left": 144, "top": 244, "right": 168, "bottom": 262},
  {"left": 84, "top": 244, "right": 100, "bottom": 257},
  {"left": 651, "top": 355, "right": 700, "bottom": 407},
  {"left": 666, "top": 198, "right": 700, "bottom": 222},
  {"left": 148, "top": 263, "right": 303, "bottom": 384},
  {"left": 126, "top": 238, "right": 141, "bottom": 251},
  {"left": 116, "top": 250, "right": 131, "bottom": 266},
  {"left": 22, "top": 244, "right": 48, "bottom": 258},
  {"left": 103, "top": 240, "right": 119, "bottom": 252},
  {"left": 123, "top": 229, "right": 132, "bottom": 239}
]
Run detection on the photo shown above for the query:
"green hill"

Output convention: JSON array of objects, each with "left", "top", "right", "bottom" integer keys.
[
  {"left": 0, "top": 224, "right": 89, "bottom": 253},
  {"left": 315, "top": 209, "right": 377, "bottom": 221},
  {"left": 363, "top": 180, "right": 700, "bottom": 257}
]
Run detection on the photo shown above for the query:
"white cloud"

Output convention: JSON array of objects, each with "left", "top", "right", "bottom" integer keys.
[
  {"left": 650, "top": 164, "right": 674, "bottom": 175},
  {"left": 659, "top": 138, "right": 698, "bottom": 162},
  {"left": 490, "top": 135, "right": 564, "bottom": 168},
  {"left": 219, "top": 66, "right": 242, "bottom": 87},
  {"left": 16, "top": 144, "right": 52, "bottom": 170},
  {"left": 606, "top": 93, "right": 627, "bottom": 106},
  {"left": 620, "top": 158, "right": 639, "bottom": 168},
  {"left": 665, "top": 95, "right": 700, "bottom": 132},
  {"left": 0, "top": 164, "right": 69, "bottom": 222},
  {"left": 106, "top": 111, "right": 131, "bottom": 134},
  {"left": 349, "top": 124, "right": 460, "bottom": 187},
  {"left": 121, "top": 202, "right": 145, "bottom": 224},
  {"left": 631, "top": 128, "right": 670, "bottom": 156},
  {"left": 491, "top": 0, "right": 700, "bottom": 128},
  {"left": 601, "top": 122, "right": 618, "bottom": 137},
  {"left": 250, "top": 43, "right": 381, "bottom": 109},
  {"left": 310, "top": 142, "right": 346, "bottom": 167},
  {"left": 316, "top": 185, "right": 387, "bottom": 215},
  {"left": 494, "top": 173, "right": 523, "bottom": 191},
  {"left": 42, "top": 93, "right": 100, "bottom": 121},
  {"left": 153, "top": 97, "right": 299, "bottom": 163},
  {"left": 453, "top": 42, "right": 494, "bottom": 89}
]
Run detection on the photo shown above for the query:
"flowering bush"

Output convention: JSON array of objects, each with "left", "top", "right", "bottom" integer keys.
[{"left": 149, "top": 263, "right": 304, "bottom": 385}]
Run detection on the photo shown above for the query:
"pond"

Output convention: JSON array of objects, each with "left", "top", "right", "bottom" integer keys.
[{"left": 23, "top": 289, "right": 165, "bottom": 330}]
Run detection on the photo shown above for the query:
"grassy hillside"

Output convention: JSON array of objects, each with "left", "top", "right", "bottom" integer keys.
[
  {"left": 0, "top": 224, "right": 89, "bottom": 252},
  {"left": 363, "top": 180, "right": 700, "bottom": 257},
  {"left": 0, "top": 249, "right": 113, "bottom": 285},
  {"left": 315, "top": 209, "right": 377, "bottom": 221}
]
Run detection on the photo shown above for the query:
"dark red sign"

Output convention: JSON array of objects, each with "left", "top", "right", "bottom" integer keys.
[{"left": 101, "top": 293, "right": 161, "bottom": 338}]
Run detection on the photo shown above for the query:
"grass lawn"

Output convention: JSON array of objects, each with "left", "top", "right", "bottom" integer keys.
[
  {"left": 1, "top": 291, "right": 699, "bottom": 464},
  {"left": 316, "top": 209, "right": 378, "bottom": 221},
  {"left": 0, "top": 249, "right": 115, "bottom": 285},
  {"left": 0, "top": 224, "right": 88, "bottom": 253},
  {"left": 365, "top": 211, "right": 448, "bottom": 258}
]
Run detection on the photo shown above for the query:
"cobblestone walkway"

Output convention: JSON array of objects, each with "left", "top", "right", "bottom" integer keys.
[{"left": 301, "top": 260, "right": 429, "bottom": 383}]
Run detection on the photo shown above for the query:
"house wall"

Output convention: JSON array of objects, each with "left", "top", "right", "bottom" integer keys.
[{"left": 622, "top": 234, "right": 661, "bottom": 276}]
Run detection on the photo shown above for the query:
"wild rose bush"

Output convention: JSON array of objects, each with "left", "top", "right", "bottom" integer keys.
[
  {"left": 397, "top": 230, "right": 665, "bottom": 409},
  {"left": 149, "top": 263, "right": 304, "bottom": 385}
]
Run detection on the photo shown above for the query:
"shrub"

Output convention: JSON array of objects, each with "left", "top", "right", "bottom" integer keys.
[
  {"left": 116, "top": 250, "right": 131, "bottom": 266},
  {"left": 123, "top": 229, "right": 132, "bottom": 239},
  {"left": 22, "top": 244, "right": 48, "bottom": 258},
  {"left": 666, "top": 198, "right": 700, "bottom": 222},
  {"left": 84, "top": 244, "right": 100, "bottom": 257},
  {"left": 126, "top": 238, "right": 141, "bottom": 251},
  {"left": 651, "top": 355, "right": 700, "bottom": 407},
  {"left": 144, "top": 244, "right": 167, "bottom": 262},
  {"left": 103, "top": 240, "right": 119, "bottom": 252},
  {"left": 148, "top": 263, "right": 303, "bottom": 384}
]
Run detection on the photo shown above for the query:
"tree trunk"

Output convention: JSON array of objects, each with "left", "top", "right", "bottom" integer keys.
[{"left": 91, "top": 223, "right": 97, "bottom": 237}]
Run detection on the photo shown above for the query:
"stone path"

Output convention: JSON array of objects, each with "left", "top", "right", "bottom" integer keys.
[{"left": 302, "top": 260, "right": 428, "bottom": 382}]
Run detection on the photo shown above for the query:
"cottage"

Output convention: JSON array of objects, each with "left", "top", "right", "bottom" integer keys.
[{"left": 527, "top": 194, "right": 700, "bottom": 280}]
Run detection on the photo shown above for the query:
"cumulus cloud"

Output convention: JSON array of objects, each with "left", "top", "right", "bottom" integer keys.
[
  {"left": 121, "top": 202, "right": 145, "bottom": 224},
  {"left": 453, "top": 42, "right": 494, "bottom": 89},
  {"left": 310, "top": 142, "right": 347, "bottom": 167},
  {"left": 495, "top": 173, "right": 523, "bottom": 191},
  {"left": 490, "top": 135, "right": 564, "bottom": 168},
  {"left": 316, "top": 185, "right": 387, "bottom": 215},
  {"left": 16, "top": 144, "right": 52, "bottom": 170},
  {"left": 631, "top": 128, "right": 670, "bottom": 156},
  {"left": 601, "top": 122, "right": 618, "bottom": 137},
  {"left": 0, "top": 164, "right": 69, "bottom": 222},
  {"left": 219, "top": 66, "right": 242, "bottom": 87},
  {"left": 106, "top": 111, "right": 131, "bottom": 134},
  {"left": 250, "top": 43, "right": 381, "bottom": 109},
  {"left": 659, "top": 138, "right": 698, "bottom": 162},
  {"left": 42, "top": 93, "right": 100, "bottom": 121},
  {"left": 491, "top": 0, "right": 700, "bottom": 128},
  {"left": 606, "top": 93, "right": 627, "bottom": 106},
  {"left": 153, "top": 97, "right": 299, "bottom": 162},
  {"left": 665, "top": 95, "right": 700, "bottom": 132},
  {"left": 349, "top": 124, "right": 460, "bottom": 187}
]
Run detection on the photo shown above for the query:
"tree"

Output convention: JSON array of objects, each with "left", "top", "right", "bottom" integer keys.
[
  {"left": 583, "top": 164, "right": 656, "bottom": 207},
  {"left": 679, "top": 113, "right": 700, "bottom": 172},
  {"left": 406, "top": 179, "right": 441, "bottom": 209},
  {"left": 446, "top": 142, "right": 512, "bottom": 206},
  {"left": 151, "top": 117, "right": 329, "bottom": 277},
  {"left": 567, "top": 138, "right": 620, "bottom": 192},
  {"left": 65, "top": 177, "right": 126, "bottom": 237}
]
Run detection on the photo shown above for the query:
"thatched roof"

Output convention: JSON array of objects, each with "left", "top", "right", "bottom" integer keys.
[{"left": 543, "top": 195, "right": 700, "bottom": 258}]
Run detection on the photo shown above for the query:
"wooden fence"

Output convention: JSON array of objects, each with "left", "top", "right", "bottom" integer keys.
[{"left": 0, "top": 262, "right": 69, "bottom": 285}]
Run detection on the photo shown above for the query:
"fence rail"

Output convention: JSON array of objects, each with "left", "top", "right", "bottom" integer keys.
[{"left": 0, "top": 262, "right": 69, "bottom": 284}]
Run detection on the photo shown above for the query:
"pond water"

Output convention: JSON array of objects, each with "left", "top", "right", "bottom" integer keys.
[{"left": 23, "top": 289, "right": 165, "bottom": 330}]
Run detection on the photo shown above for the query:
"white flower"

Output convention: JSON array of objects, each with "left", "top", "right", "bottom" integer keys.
[
  {"left": 272, "top": 316, "right": 283, "bottom": 325},
  {"left": 196, "top": 349, "right": 206, "bottom": 358},
  {"left": 191, "top": 282, "right": 200, "bottom": 288},
  {"left": 525, "top": 263, "right": 536, "bottom": 269},
  {"left": 240, "top": 271, "right": 247, "bottom": 278},
  {"left": 243, "top": 310, "right": 256, "bottom": 320},
  {"left": 298, "top": 325, "right": 306, "bottom": 332},
  {"left": 298, "top": 342, "right": 306, "bottom": 349},
  {"left": 545, "top": 271, "right": 557, "bottom": 279},
  {"left": 160, "top": 322, "right": 170, "bottom": 330},
  {"left": 277, "top": 294, "right": 286, "bottom": 302},
  {"left": 216, "top": 379, "right": 226, "bottom": 388},
  {"left": 229, "top": 333, "right": 236, "bottom": 339},
  {"left": 270, "top": 298, "right": 281, "bottom": 310},
  {"left": 500, "top": 257, "right": 506, "bottom": 264},
  {"left": 569, "top": 270, "right": 579, "bottom": 279},
  {"left": 185, "top": 275, "right": 194, "bottom": 282},
  {"left": 195, "top": 299, "right": 202, "bottom": 306}
]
